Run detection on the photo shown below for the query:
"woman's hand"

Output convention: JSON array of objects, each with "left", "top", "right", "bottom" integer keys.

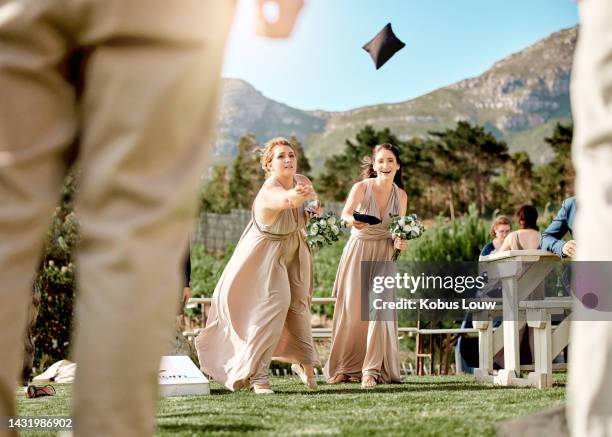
[
  {"left": 182, "top": 287, "right": 191, "bottom": 305},
  {"left": 393, "top": 237, "right": 407, "bottom": 251},
  {"left": 305, "top": 199, "right": 322, "bottom": 217},
  {"left": 562, "top": 240, "right": 576, "bottom": 257},
  {"left": 254, "top": 0, "right": 304, "bottom": 38},
  {"left": 351, "top": 219, "right": 369, "bottom": 230},
  {"left": 294, "top": 183, "right": 315, "bottom": 201}
]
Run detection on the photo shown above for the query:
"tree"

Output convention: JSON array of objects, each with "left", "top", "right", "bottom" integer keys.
[
  {"left": 531, "top": 123, "right": 574, "bottom": 210},
  {"left": 228, "top": 133, "right": 264, "bottom": 209},
  {"left": 29, "top": 172, "right": 78, "bottom": 376},
  {"left": 316, "top": 125, "right": 401, "bottom": 201},
  {"left": 507, "top": 151, "right": 535, "bottom": 206},
  {"left": 398, "top": 138, "right": 435, "bottom": 216},
  {"left": 200, "top": 165, "right": 231, "bottom": 213},
  {"left": 490, "top": 151, "right": 535, "bottom": 213},
  {"left": 428, "top": 136, "right": 464, "bottom": 220},
  {"left": 429, "top": 122, "right": 509, "bottom": 217},
  {"left": 289, "top": 135, "right": 312, "bottom": 180},
  {"left": 544, "top": 122, "right": 574, "bottom": 198}
]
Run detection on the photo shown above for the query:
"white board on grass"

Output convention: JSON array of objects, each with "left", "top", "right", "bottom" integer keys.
[{"left": 158, "top": 356, "right": 209, "bottom": 397}]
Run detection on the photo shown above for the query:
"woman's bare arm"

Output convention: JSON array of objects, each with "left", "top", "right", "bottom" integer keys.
[
  {"left": 255, "top": 177, "right": 314, "bottom": 225},
  {"left": 341, "top": 182, "right": 368, "bottom": 229},
  {"left": 398, "top": 189, "right": 408, "bottom": 216},
  {"left": 498, "top": 232, "right": 513, "bottom": 252}
]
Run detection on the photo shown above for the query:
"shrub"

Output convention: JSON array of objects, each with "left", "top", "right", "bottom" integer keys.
[
  {"left": 32, "top": 173, "right": 78, "bottom": 374},
  {"left": 404, "top": 204, "right": 489, "bottom": 262},
  {"left": 189, "top": 242, "right": 236, "bottom": 298},
  {"left": 311, "top": 234, "right": 348, "bottom": 317}
]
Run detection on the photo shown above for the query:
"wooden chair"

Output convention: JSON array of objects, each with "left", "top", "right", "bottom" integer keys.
[{"left": 415, "top": 320, "right": 452, "bottom": 375}]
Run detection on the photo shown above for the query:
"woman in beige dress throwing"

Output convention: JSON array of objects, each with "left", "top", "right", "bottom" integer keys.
[
  {"left": 324, "top": 143, "right": 408, "bottom": 389},
  {"left": 196, "top": 137, "right": 319, "bottom": 394}
]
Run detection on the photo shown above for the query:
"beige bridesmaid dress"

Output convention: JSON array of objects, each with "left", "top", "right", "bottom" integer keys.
[
  {"left": 324, "top": 178, "right": 402, "bottom": 383},
  {"left": 195, "top": 175, "right": 319, "bottom": 391}
]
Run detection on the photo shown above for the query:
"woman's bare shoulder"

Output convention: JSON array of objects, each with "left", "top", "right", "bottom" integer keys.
[
  {"left": 397, "top": 188, "right": 408, "bottom": 201},
  {"left": 352, "top": 180, "right": 367, "bottom": 192}
]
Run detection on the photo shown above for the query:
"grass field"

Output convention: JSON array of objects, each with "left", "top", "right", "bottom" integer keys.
[{"left": 16, "top": 374, "right": 566, "bottom": 436}]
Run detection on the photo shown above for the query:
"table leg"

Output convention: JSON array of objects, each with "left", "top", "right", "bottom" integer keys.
[{"left": 497, "top": 276, "right": 520, "bottom": 385}]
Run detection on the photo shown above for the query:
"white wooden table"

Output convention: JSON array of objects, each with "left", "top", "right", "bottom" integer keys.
[{"left": 475, "top": 250, "right": 566, "bottom": 388}]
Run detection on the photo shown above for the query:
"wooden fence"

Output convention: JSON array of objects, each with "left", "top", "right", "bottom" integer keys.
[{"left": 194, "top": 202, "right": 344, "bottom": 251}]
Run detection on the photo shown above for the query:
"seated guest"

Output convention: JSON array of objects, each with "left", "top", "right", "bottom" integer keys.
[
  {"left": 466, "top": 206, "right": 540, "bottom": 373},
  {"left": 499, "top": 205, "right": 541, "bottom": 251},
  {"left": 461, "top": 217, "right": 511, "bottom": 372},
  {"left": 480, "top": 215, "right": 512, "bottom": 258},
  {"left": 540, "top": 196, "right": 576, "bottom": 257}
]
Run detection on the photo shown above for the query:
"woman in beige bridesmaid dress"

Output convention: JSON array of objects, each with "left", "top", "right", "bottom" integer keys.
[
  {"left": 323, "top": 143, "right": 408, "bottom": 389},
  {"left": 195, "top": 137, "right": 320, "bottom": 394}
]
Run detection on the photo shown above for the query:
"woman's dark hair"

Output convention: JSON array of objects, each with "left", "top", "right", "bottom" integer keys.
[
  {"left": 516, "top": 205, "right": 538, "bottom": 230},
  {"left": 360, "top": 143, "right": 404, "bottom": 189}
]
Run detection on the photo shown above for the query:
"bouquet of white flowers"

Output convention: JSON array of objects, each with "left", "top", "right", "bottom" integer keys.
[
  {"left": 388, "top": 213, "right": 425, "bottom": 261},
  {"left": 305, "top": 212, "right": 346, "bottom": 249}
]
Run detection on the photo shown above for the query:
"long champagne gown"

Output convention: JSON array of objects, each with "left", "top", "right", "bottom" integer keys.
[
  {"left": 324, "top": 178, "right": 403, "bottom": 383},
  {"left": 195, "top": 176, "right": 319, "bottom": 390}
]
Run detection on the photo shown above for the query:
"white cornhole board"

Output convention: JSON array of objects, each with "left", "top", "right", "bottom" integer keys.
[{"left": 158, "top": 355, "right": 209, "bottom": 397}]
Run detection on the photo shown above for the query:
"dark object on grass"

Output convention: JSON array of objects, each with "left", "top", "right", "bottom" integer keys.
[
  {"left": 362, "top": 23, "right": 405, "bottom": 69},
  {"left": 26, "top": 384, "right": 56, "bottom": 399},
  {"left": 353, "top": 211, "right": 382, "bottom": 225}
]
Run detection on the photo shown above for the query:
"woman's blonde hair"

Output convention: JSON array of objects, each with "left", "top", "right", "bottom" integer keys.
[
  {"left": 489, "top": 215, "right": 511, "bottom": 238},
  {"left": 259, "top": 137, "right": 296, "bottom": 175}
]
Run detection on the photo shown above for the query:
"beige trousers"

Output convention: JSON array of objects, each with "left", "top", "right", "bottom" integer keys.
[
  {"left": 0, "top": 1, "right": 234, "bottom": 435},
  {"left": 569, "top": 0, "right": 612, "bottom": 435}
]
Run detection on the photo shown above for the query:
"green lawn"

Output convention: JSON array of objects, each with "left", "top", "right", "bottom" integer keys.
[{"left": 16, "top": 374, "right": 566, "bottom": 436}]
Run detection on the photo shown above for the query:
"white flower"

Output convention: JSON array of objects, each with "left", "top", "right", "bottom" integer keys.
[
  {"left": 327, "top": 216, "right": 337, "bottom": 225},
  {"left": 398, "top": 217, "right": 406, "bottom": 227},
  {"left": 310, "top": 224, "right": 319, "bottom": 235},
  {"left": 61, "top": 266, "right": 68, "bottom": 273},
  {"left": 319, "top": 219, "right": 327, "bottom": 228},
  {"left": 403, "top": 224, "right": 411, "bottom": 233},
  {"left": 331, "top": 225, "right": 339, "bottom": 235},
  {"left": 48, "top": 260, "right": 54, "bottom": 266}
]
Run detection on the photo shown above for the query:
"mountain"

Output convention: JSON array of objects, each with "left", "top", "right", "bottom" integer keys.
[
  {"left": 214, "top": 79, "right": 327, "bottom": 159},
  {"left": 212, "top": 26, "right": 576, "bottom": 171}
]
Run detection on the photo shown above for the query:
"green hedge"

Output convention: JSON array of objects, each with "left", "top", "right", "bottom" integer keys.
[
  {"left": 189, "top": 208, "right": 495, "bottom": 318},
  {"left": 404, "top": 205, "right": 489, "bottom": 262},
  {"left": 189, "top": 242, "right": 236, "bottom": 297},
  {"left": 32, "top": 174, "right": 78, "bottom": 374}
]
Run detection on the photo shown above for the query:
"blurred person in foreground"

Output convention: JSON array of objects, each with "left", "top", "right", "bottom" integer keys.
[
  {"left": 500, "top": 2, "right": 612, "bottom": 435},
  {"left": 0, "top": 0, "right": 304, "bottom": 435},
  {"left": 568, "top": 0, "right": 612, "bottom": 435}
]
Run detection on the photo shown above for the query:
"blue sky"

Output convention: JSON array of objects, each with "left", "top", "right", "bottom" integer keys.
[{"left": 222, "top": 0, "right": 579, "bottom": 112}]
